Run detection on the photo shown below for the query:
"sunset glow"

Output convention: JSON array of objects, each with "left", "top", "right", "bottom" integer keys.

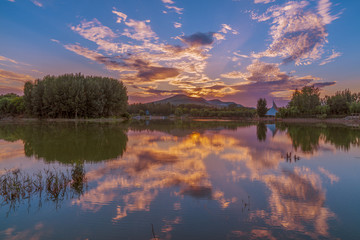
[{"left": 1, "top": 0, "right": 359, "bottom": 106}]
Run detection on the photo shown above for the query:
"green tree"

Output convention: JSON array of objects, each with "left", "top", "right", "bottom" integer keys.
[
  {"left": 350, "top": 102, "right": 360, "bottom": 114},
  {"left": 23, "top": 73, "right": 128, "bottom": 118},
  {"left": 325, "top": 89, "right": 355, "bottom": 115},
  {"left": 288, "top": 86, "right": 320, "bottom": 116},
  {"left": 0, "top": 94, "right": 25, "bottom": 116},
  {"left": 257, "top": 98, "right": 268, "bottom": 117}
]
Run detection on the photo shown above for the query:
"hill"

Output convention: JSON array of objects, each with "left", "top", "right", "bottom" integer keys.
[{"left": 152, "top": 94, "right": 244, "bottom": 108}]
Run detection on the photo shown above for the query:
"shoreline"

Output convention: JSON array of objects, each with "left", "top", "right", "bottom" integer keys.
[
  {"left": 1, "top": 116, "right": 359, "bottom": 127},
  {"left": 277, "top": 117, "right": 360, "bottom": 127},
  {"left": 0, "top": 117, "right": 127, "bottom": 123}
]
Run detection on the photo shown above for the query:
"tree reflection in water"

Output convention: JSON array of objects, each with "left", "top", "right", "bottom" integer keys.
[
  {"left": 256, "top": 122, "right": 267, "bottom": 142},
  {"left": 277, "top": 123, "right": 360, "bottom": 152},
  {"left": 0, "top": 120, "right": 359, "bottom": 239},
  {"left": 0, "top": 122, "right": 128, "bottom": 164}
]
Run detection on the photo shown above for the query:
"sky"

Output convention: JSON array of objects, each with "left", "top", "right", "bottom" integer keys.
[{"left": 1, "top": 0, "right": 359, "bottom": 107}]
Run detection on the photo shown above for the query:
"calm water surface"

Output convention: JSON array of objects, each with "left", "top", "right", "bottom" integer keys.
[{"left": 0, "top": 120, "right": 359, "bottom": 239}]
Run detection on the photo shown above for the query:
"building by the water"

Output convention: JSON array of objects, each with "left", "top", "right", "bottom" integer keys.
[{"left": 265, "top": 101, "right": 279, "bottom": 116}]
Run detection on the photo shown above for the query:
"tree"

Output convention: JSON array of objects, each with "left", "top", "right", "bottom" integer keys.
[
  {"left": 325, "top": 89, "right": 355, "bottom": 115},
  {"left": 23, "top": 73, "right": 128, "bottom": 118},
  {"left": 288, "top": 86, "right": 320, "bottom": 116},
  {"left": 257, "top": 98, "right": 268, "bottom": 117},
  {"left": 350, "top": 102, "right": 360, "bottom": 114},
  {"left": 0, "top": 94, "right": 25, "bottom": 116}
]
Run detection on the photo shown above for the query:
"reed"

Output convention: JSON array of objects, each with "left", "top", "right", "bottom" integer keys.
[{"left": 0, "top": 165, "right": 87, "bottom": 215}]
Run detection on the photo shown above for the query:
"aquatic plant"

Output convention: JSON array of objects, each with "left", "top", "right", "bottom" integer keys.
[{"left": 0, "top": 165, "right": 87, "bottom": 215}]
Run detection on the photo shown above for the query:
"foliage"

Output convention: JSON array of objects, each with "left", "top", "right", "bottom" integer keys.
[
  {"left": 277, "top": 87, "right": 360, "bottom": 118},
  {"left": 276, "top": 106, "right": 300, "bottom": 118},
  {"left": 128, "top": 102, "right": 175, "bottom": 116},
  {"left": 0, "top": 93, "right": 25, "bottom": 116},
  {"left": 325, "top": 89, "right": 355, "bottom": 115},
  {"left": 0, "top": 166, "right": 87, "bottom": 213},
  {"left": 350, "top": 102, "right": 360, "bottom": 114},
  {"left": 128, "top": 102, "right": 256, "bottom": 118},
  {"left": 256, "top": 98, "right": 268, "bottom": 117},
  {"left": 288, "top": 86, "right": 320, "bottom": 115},
  {"left": 23, "top": 73, "right": 128, "bottom": 118}
]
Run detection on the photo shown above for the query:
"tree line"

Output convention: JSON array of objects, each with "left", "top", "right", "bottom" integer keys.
[
  {"left": 0, "top": 93, "right": 25, "bottom": 116},
  {"left": 128, "top": 102, "right": 256, "bottom": 118},
  {"left": 0, "top": 74, "right": 128, "bottom": 118},
  {"left": 256, "top": 86, "right": 360, "bottom": 118},
  {"left": 24, "top": 74, "right": 128, "bottom": 118}
]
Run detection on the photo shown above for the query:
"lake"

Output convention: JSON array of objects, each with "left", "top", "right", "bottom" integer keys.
[{"left": 0, "top": 120, "right": 359, "bottom": 239}]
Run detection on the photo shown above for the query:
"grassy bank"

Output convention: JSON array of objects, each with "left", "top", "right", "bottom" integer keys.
[
  {"left": 0, "top": 116, "right": 127, "bottom": 123},
  {"left": 277, "top": 117, "right": 360, "bottom": 126}
]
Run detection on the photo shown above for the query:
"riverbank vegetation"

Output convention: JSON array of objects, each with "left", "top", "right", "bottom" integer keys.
[
  {"left": 256, "top": 98, "right": 268, "bottom": 117},
  {"left": 2, "top": 73, "right": 360, "bottom": 121},
  {"left": 0, "top": 166, "right": 86, "bottom": 214},
  {"left": 24, "top": 74, "right": 128, "bottom": 118},
  {"left": 276, "top": 86, "right": 360, "bottom": 118},
  {"left": 0, "top": 74, "right": 128, "bottom": 119},
  {"left": 128, "top": 102, "right": 256, "bottom": 118},
  {"left": 0, "top": 93, "right": 24, "bottom": 116}
]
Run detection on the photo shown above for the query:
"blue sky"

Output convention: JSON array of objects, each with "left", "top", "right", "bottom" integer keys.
[{"left": 1, "top": 0, "right": 359, "bottom": 106}]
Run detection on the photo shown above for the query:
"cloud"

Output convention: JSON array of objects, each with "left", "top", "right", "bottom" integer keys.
[
  {"left": 165, "top": 5, "right": 183, "bottom": 14},
  {"left": 0, "top": 56, "right": 18, "bottom": 64},
  {"left": 71, "top": 19, "right": 117, "bottom": 40},
  {"left": 317, "top": 0, "right": 339, "bottom": 25},
  {"left": 219, "top": 24, "right": 238, "bottom": 35},
  {"left": 0, "top": 69, "right": 34, "bottom": 83},
  {"left": 31, "top": 0, "right": 42, "bottom": 7},
  {"left": 130, "top": 87, "right": 184, "bottom": 98},
  {"left": 123, "top": 19, "right": 158, "bottom": 41},
  {"left": 319, "top": 50, "right": 342, "bottom": 65},
  {"left": 219, "top": 60, "right": 334, "bottom": 105},
  {"left": 220, "top": 71, "right": 247, "bottom": 79},
  {"left": 0, "top": 56, "right": 30, "bottom": 67},
  {"left": 65, "top": 44, "right": 105, "bottom": 62},
  {"left": 251, "top": 0, "right": 340, "bottom": 65},
  {"left": 0, "top": 69, "right": 34, "bottom": 94},
  {"left": 254, "top": 0, "right": 275, "bottom": 3},
  {"left": 234, "top": 52, "right": 250, "bottom": 58},
  {"left": 173, "top": 22, "right": 182, "bottom": 28},
  {"left": 312, "top": 81, "right": 336, "bottom": 88},
  {"left": 66, "top": 9, "right": 249, "bottom": 100},
  {"left": 70, "top": 19, "right": 120, "bottom": 53},
  {"left": 50, "top": 39, "right": 60, "bottom": 43},
  {"left": 161, "top": 0, "right": 184, "bottom": 15},
  {"left": 137, "top": 66, "right": 180, "bottom": 82},
  {"left": 65, "top": 44, "right": 180, "bottom": 83},
  {"left": 112, "top": 9, "right": 127, "bottom": 23},
  {"left": 66, "top": 8, "right": 335, "bottom": 103},
  {"left": 213, "top": 24, "right": 239, "bottom": 41},
  {"left": 181, "top": 32, "right": 215, "bottom": 47},
  {"left": 162, "top": 0, "right": 174, "bottom": 3}
]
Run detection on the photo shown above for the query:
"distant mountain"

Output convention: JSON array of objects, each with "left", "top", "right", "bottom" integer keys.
[{"left": 152, "top": 94, "right": 244, "bottom": 108}]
